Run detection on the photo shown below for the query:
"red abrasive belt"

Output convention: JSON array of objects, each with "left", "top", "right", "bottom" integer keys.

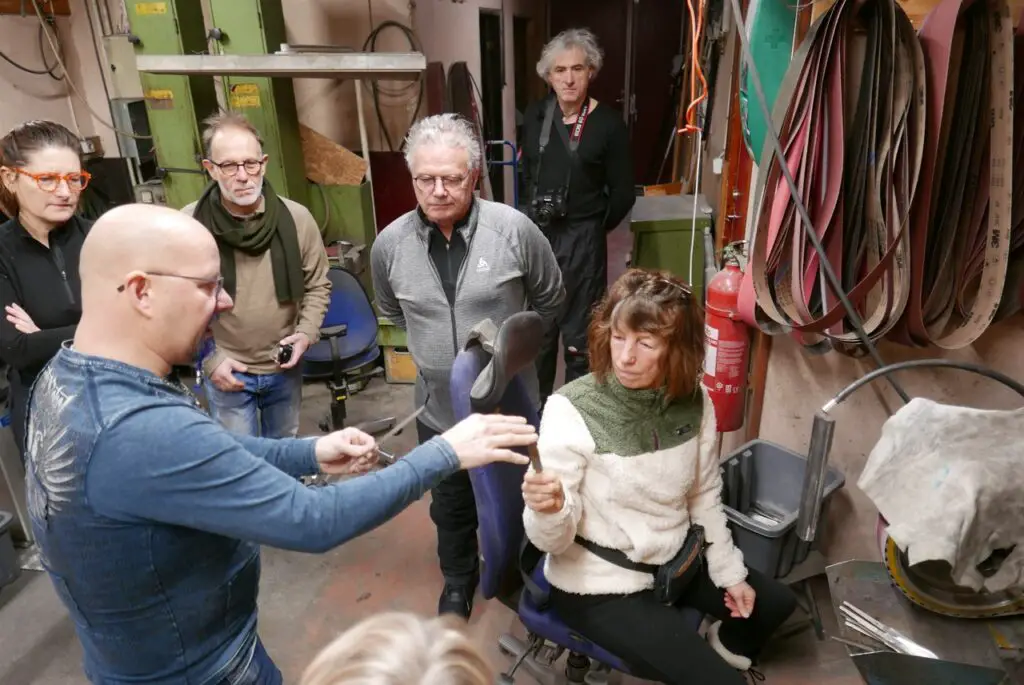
[
  {"left": 739, "top": 0, "right": 1014, "bottom": 355},
  {"left": 890, "top": 0, "right": 1013, "bottom": 349}
]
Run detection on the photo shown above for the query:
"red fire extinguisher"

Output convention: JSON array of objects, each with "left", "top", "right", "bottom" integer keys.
[{"left": 702, "top": 251, "right": 751, "bottom": 433}]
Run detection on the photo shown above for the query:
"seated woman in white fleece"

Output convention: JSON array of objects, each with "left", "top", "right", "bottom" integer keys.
[{"left": 521, "top": 268, "right": 797, "bottom": 685}]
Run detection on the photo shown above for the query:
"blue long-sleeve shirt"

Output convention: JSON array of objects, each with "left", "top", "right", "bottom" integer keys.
[{"left": 24, "top": 347, "right": 459, "bottom": 684}]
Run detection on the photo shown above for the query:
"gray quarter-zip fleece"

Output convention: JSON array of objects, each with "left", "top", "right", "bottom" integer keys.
[{"left": 371, "top": 199, "right": 565, "bottom": 432}]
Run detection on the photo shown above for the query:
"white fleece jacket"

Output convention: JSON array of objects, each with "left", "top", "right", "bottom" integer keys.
[{"left": 523, "top": 381, "right": 747, "bottom": 596}]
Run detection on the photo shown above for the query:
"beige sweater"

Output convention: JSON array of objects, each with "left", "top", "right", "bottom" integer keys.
[
  {"left": 523, "top": 376, "right": 748, "bottom": 595},
  {"left": 181, "top": 196, "right": 331, "bottom": 375}
]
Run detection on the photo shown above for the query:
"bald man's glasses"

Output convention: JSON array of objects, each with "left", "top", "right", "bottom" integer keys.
[{"left": 117, "top": 272, "right": 224, "bottom": 297}]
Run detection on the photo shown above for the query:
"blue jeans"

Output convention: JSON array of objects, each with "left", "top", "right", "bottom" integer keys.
[
  {"left": 218, "top": 635, "right": 282, "bottom": 685},
  {"left": 206, "top": 369, "right": 302, "bottom": 438}
]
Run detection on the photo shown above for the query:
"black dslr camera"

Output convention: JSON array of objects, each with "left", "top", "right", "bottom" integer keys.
[{"left": 529, "top": 187, "right": 568, "bottom": 229}]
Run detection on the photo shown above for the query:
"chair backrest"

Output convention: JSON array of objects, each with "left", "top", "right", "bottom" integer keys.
[
  {"left": 450, "top": 345, "right": 540, "bottom": 600},
  {"left": 304, "top": 266, "right": 379, "bottom": 365}
]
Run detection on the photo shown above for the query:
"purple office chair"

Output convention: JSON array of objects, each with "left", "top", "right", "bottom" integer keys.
[{"left": 451, "top": 312, "right": 703, "bottom": 683}]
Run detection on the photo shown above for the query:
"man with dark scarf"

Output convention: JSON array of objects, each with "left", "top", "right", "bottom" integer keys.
[{"left": 183, "top": 111, "right": 330, "bottom": 438}]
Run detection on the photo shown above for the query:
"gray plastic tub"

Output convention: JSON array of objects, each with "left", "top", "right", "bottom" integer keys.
[
  {"left": 720, "top": 439, "right": 846, "bottom": 579},
  {"left": 0, "top": 510, "right": 20, "bottom": 588}
]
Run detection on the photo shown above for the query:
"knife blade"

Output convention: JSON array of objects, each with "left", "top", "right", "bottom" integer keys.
[{"left": 375, "top": 405, "right": 426, "bottom": 453}]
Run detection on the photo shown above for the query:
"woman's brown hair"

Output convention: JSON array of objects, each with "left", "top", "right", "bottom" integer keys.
[
  {"left": 587, "top": 268, "right": 705, "bottom": 401},
  {"left": 0, "top": 120, "right": 82, "bottom": 218}
]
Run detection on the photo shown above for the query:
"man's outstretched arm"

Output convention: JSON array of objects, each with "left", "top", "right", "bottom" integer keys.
[{"left": 87, "top": 406, "right": 459, "bottom": 553}]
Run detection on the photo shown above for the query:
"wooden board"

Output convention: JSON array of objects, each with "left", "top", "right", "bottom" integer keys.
[
  {"left": 0, "top": 0, "right": 70, "bottom": 15},
  {"left": 300, "top": 124, "right": 367, "bottom": 187}
]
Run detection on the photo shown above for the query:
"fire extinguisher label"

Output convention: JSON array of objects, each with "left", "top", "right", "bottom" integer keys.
[{"left": 704, "top": 325, "right": 719, "bottom": 373}]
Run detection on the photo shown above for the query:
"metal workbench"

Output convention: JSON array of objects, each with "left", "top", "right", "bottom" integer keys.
[{"left": 828, "top": 560, "right": 1024, "bottom": 684}]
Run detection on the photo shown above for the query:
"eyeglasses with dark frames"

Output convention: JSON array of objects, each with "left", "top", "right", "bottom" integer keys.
[
  {"left": 117, "top": 272, "right": 224, "bottom": 296},
  {"left": 207, "top": 158, "right": 266, "bottom": 176},
  {"left": 11, "top": 168, "right": 92, "bottom": 192}
]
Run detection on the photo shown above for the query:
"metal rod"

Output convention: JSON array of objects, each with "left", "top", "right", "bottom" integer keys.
[
  {"left": 353, "top": 76, "right": 379, "bottom": 234},
  {"left": 831, "top": 635, "right": 885, "bottom": 653},
  {"left": 822, "top": 359, "right": 1024, "bottom": 414},
  {"left": 135, "top": 52, "right": 425, "bottom": 80},
  {"left": 796, "top": 411, "right": 835, "bottom": 543}
]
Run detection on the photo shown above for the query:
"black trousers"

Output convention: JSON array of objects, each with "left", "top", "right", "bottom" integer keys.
[
  {"left": 418, "top": 420, "right": 479, "bottom": 585},
  {"left": 549, "top": 565, "right": 798, "bottom": 684},
  {"left": 537, "top": 216, "right": 609, "bottom": 406}
]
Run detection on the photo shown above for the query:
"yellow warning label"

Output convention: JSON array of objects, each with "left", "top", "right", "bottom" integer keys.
[
  {"left": 135, "top": 2, "right": 168, "bottom": 15},
  {"left": 144, "top": 88, "right": 174, "bottom": 109},
  {"left": 229, "top": 83, "right": 261, "bottom": 109}
]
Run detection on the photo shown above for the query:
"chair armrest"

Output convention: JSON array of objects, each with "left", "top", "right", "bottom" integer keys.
[{"left": 322, "top": 324, "right": 349, "bottom": 339}]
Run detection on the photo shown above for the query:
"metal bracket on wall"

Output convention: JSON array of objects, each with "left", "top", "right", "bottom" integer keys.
[{"left": 155, "top": 167, "right": 207, "bottom": 180}]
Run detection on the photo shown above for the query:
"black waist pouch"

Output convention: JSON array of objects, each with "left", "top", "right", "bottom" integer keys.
[{"left": 574, "top": 524, "right": 706, "bottom": 605}]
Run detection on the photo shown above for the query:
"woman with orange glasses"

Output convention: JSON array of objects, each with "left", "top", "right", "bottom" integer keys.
[{"left": 0, "top": 120, "right": 93, "bottom": 456}]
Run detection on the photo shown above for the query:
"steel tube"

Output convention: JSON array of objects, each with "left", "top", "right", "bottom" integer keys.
[{"left": 797, "top": 411, "right": 836, "bottom": 543}]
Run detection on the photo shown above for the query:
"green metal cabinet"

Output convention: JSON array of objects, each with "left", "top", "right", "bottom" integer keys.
[
  {"left": 207, "top": 0, "right": 308, "bottom": 205},
  {"left": 305, "top": 180, "right": 376, "bottom": 293},
  {"left": 126, "top": 0, "right": 218, "bottom": 209},
  {"left": 629, "top": 194, "right": 713, "bottom": 298}
]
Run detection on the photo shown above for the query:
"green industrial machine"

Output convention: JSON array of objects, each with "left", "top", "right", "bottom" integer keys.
[
  {"left": 207, "top": 0, "right": 309, "bottom": 205},
  {"left": 126, "top": 0, "right": 218, "bottom": 209},
  {"left": 629, "top": 194, "right": 713, "bottom": 298}
]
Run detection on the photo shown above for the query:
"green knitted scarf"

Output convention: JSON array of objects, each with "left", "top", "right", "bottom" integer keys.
[{"left": 192, "top": 180, "right": 304, "bottom": 304}]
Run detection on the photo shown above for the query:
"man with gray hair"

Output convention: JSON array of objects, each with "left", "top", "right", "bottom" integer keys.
[
  {"left": 520, "top": 28, "right": 635, "bottom": 407},
  {"left": 371, "top": 113, "right": 564, "bottom": 619}
]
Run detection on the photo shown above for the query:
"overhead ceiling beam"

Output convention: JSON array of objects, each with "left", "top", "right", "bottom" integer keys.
[{"left": 135, "top": 52, "right": 426, "bottom": 80}]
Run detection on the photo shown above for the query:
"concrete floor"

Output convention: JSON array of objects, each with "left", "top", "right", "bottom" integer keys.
[
  {"left": 0, "top": 224, "right": 866, "bottom": 683},
  {"left": 0, "top": 378, "right": 864, "bottom": 685}
]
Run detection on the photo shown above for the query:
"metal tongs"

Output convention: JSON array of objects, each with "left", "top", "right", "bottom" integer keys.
[{"left": 839, "top": 601, "right": 939, "bottom": 659}]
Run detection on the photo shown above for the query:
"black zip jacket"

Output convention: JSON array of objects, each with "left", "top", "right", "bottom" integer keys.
[{"left": 0, "top": 215, "right": 91, "bottom": 449}]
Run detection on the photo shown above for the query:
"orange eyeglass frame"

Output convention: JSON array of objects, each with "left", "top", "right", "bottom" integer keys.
[{"left": 11, "top": 168, "right": 92, "bottom": 192}]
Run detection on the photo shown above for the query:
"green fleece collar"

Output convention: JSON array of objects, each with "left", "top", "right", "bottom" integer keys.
[{"left": 558, "top": 373, "right": 703, "bottom": 456}]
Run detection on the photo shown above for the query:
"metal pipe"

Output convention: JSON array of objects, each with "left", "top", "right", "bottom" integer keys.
[
  {"left": 84, "top": 0, "right": 124, "bottom": 157},
  {"left": 822, "top": 359, "right": 1024, "bottom": 414},
  {"left": 354, "top": 79, "right": 373, "bottom": 183},
  {"left": 354, "top": 77, "right": 378, "bottom": 233},
  {"left": 796, "top": 410, "right": 835, "bottom": 543}
]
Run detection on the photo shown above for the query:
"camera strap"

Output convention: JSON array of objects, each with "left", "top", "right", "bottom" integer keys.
[
  {"left": 557, "top": 98, "right": 592, "bottom": 152},
  {"left": 533, "top": 96, "right": 592, "bottom": 205}
]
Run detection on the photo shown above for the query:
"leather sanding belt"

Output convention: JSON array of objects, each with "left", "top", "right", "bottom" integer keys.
[
  {"left": 997, "top": 11, "right": 1024, "bottom": 320},
  {"left": 739, "top": 0, "right": 1015, "bottom": 355}
]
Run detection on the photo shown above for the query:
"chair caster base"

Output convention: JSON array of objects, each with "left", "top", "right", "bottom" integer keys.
[{"left": 497, "top": 634, "right": 621, "bottom": 685}]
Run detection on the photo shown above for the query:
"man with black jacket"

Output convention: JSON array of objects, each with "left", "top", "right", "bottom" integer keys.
[{"left": 520, "top": 28, "right": 636, "bottom": 406}]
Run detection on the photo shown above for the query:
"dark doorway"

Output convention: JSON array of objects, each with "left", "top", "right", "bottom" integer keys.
[
  {"left": 631, "top": 0, "right": 685, "bottom": 186},
  {"left": 548, "top": 0, "right": 684, "bottom": 186},
  {"left": 513, "top": 15, "right": 531, "bottom": 212},
  {"left": 479, "top": 10, "right": 505, "bottom": 204}
]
